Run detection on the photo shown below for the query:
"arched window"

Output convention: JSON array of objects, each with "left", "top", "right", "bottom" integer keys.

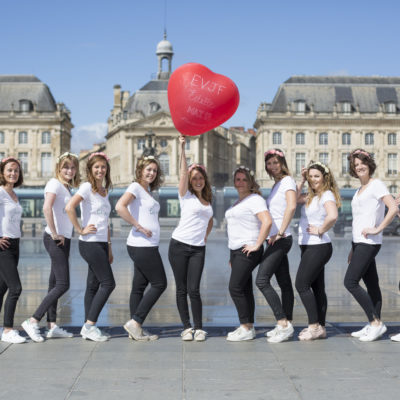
[
  {"left": 19, "top": 99, "right": 33, "bottom": 112},
  {"left": 341, "top": 102, "right": 352, "bottom": 114},
  {"left": 342, "top": 133, "right": 351, "bottom": 145},
  {"left": 159, "top": 153, "right": 169, "bottom": 176},
  {"left": 0, "top": 131, "right": 4, "bottom": 144},
  {"left": 295, "top": 100, "right": 306, "bottom": 114},
  {"left": 319, "top": 132, "right": 328, "bottom": 145},
  {"left": 42, "top": 131, "right": 51, "bottom": 144},
  {"left": 19, "top": 131, "right": 28, "bottom": 144},
  {"left": 388, "top": 133, "right": 397, "bottom": 145},
  {"left": 385, "top": 102, "right": 396, "bottom": 113},
  {"left": 365, "top": 133, "right": 374, "bottom": 145},
  {"left": 273, "top": 132, "right": 281, "bottom": 145},
  {"left": 296, "top": 132, "right": 305, "bottom": 145},
  {"left": 149, "top": 102, "right": 161, "bottom": 114}
]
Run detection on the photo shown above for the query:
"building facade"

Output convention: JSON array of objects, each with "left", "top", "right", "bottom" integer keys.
[
  {"left": 105, "top": 35, "right": 253, "bottom": 188},
  {"left": 0, "top": 75, "right": 73, "bottom": 187},
  {"left": 254, "top": 76, "right": 400, "bottom": 192}
]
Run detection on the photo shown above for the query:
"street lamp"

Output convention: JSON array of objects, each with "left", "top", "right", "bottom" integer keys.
[{"left": 142, "top": 130, "right": 157, "bottom": 156}]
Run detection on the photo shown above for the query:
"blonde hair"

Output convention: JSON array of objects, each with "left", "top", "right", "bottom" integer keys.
[
  {"left": 55, "top": 154, "right": 80, "bottom": 188},
  {"left": 134, "top": 156, "right": 164, "bottom": 191}
]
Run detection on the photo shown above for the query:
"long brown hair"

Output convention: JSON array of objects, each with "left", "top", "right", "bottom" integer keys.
[
  {"left": 134, "top": 156, "right": 164, "bottom": 191},
  {"left": 306, "top": 161, "right": 341, "bottom": 208},
  {"left": 188, "top": 165, "right": 212, "bottom": 203},
  {"left": 233, "top": 166, "right": 261, "bottom": 195},
  {"left": 264, "top": 148, "right": 290, "bottom": 180},
  {"left": 0, "top": 157, "right": 24, "bottom": 187},
  {"left": 55, "top": 153, "right": 80, "bottom": 188},
  {"left": 86, "top": 154, "right": 112, "bottom": 192}
]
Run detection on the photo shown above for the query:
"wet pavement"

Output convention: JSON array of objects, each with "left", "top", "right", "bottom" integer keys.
[{"left": 1, "top": 230, "right": 400, "bottom": 399}]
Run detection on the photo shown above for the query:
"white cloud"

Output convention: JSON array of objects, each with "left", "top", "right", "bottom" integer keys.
[{"left": 71, "top": 122, "right": 107, "bottom": 153}]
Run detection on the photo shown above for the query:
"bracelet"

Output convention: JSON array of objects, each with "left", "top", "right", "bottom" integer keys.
[{"left": 277, "top": 231, "right": 284, "bottom": 237}]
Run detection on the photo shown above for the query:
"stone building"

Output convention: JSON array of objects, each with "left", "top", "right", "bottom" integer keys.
[
  {"left": 254, "top": 76, "right": 400, "bottom": 192},
  {"left": 0, "top": 75, "right": 73, "bottom": 187},
  {"left": 105, "top": 35, "right": 252, "bottom": 187}
]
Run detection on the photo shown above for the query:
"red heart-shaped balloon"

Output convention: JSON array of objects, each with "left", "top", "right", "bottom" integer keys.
[{"left": 168, "top": 63, "right": 240, "bottom": 136}]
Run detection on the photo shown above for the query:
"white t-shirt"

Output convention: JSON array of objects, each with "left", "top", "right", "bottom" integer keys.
[
  {"left": 352, "top": 179, "right": 389, "bottom": 245},
  {"left": 44, "top": 178, "right": 73, "bottom": 239},
  {"left": 225, "top": 193, "right": 268, "bottom": 250},
  {"left": 126, "top": 182, "right": 160, "bottom": 247},
  {"left": 266, "top": 176, "right": 296, "bottom": 237},
  {"left": 298, "top": 190, "right": 336, "bottom": 245},
  {"left": 0, "top": 187, "right": 22, "bottom": 238},
  {"left": 76, "top": 182, "right": 111, "bottom": 242},
  {"left": 172, "top": 191, "right": 213, "bottom": 246}
]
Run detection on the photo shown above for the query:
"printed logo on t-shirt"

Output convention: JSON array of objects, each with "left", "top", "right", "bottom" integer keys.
[
  {"left": 149, "top": 204, "right": 158, "bottom": 215},
  {"left": 8, "top": 210, "right": 20, "bottom": 223},
  {"left": 94, "top": 206, "right": 109, "bottom": 216}
]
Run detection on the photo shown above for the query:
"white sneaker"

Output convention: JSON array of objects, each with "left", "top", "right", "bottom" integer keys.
[
  {"left": 390, "top": 333, "right": 400, "bottom": 342},
  {"left": 123, "top": 321, "right": 149, "bottom": 341},
  {"left": 227, "top": 327, "right": 241, "bottom": 338},
  {"left": 194, "top": 329, "right": 207, "bottom": 342},
  {"left": 265, "top": 326, "right": 278, "bottom": 337},
  {"left": 359, "top": 323, "right": 387, "bottom": 342},
  {"left": 1, "top": 329, "right": 26, "bottom": 344},
  {"left": 142, "top": 329, "right": 159, "bottom": 341},
  {"left": 351, "top": 324, "right": 370, "bottom": 338},
  {"left": 267, "top": 322, "right": 294, "bottom": 343},
  {"left": 226, "top": 327, "right": 254, "bottom": 342},
  {"left": 22, "top": 319, "right": 44, "bottom": 343},
  {"left": 181, "top": 328, "right": 194, "bottom": 341},
  {"left": 45, "top": 325, "right": 73, "bottom": 338},
  {"left": 80, "top": 325, "right": 108, "bottom": 342}
]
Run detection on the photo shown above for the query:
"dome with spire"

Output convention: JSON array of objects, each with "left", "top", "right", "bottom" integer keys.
[{"left": 156, "top": 32, "right": 174, "bottom": 56}]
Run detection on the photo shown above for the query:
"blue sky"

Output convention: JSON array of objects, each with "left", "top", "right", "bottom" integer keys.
[{"left": 1, "top": 0, "right": 399, "bottom": 151}]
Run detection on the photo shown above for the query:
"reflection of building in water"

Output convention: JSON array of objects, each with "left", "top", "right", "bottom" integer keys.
[
  {"left": 0, "top": 75, "right": 73, "bottom": 187},
  {"left": 255, "top": 76, "right": 400, "bottom": 191},
  {"left": 104, "top": 34, "right": 254, "bottom": 187}
]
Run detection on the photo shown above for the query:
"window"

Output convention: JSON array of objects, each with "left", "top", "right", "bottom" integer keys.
[
  {"left": 0, "top": 131, "right": 4, "bottom": 144},
  {"left": 342, "top": 153, "right": 350, "bottom": 174},
  {"left": 159, "top": 153, "right": 169, "bottom": 176},
  {"left": 296, "top": 132, "right": 305, "bottom": 145},
  {"left": 342, "top": 133, "right": 351, "bottom": 145},
  {"left": 149, "top": 102, "right": 161, "bottom": 114},
  {"left": 18, "top": 152, "right": 28, "bottom": 174},
  {"left": 0, "top": 152, "right": 5, "bottom": 160},
  {"left": 341, "top": 102, "right": 351, "bottom": 114},
  {"left": 19, "top": 99, "right": 32, "bottom": 112},
  {"left": 137, "top": 138, "right": 145, "bottom": 150},
  {"left": 186, "top": 157, "right": 191, "bottom": 166},
  {"left": 295, "top": 100, "right": 306, "bottom": 114},
  {"left": 388, "top": 153, "right": 397, "bottom": 175},
  {"left": 160, "top": 139, "right": 167, "bottom": 148},
  {"left": 19, "top": 131, "right": 28, "bottom": 144},
  {"left": 41, "top": 153, "right": 52, "bottom": 177},
  {"left": 319, "top": 153, "right": 329, "bottom": 165},
  {"left": 388, "top": 133, "right": 397, "bottom": 145},
  {"left": 319, "top": 132, "right": 328, "bottom": 145},
  {"left": 42, "top": 131, "right": 51, "bottom": 144},
  {"left": 389, "top": 185, "right": 398, "bottom": 195},
  {"left": 273, "top": 132, "right": 281, "bottom": 145},
  {"left": 185, "top": 138, "right": 191, "bottom": 150},
  {"left": 295, "top": 153, "right": 306, "bottom": 175},
  {"left": 365, "top": 133, "right": 374, "bottom": 145},
  {"left": 385, "top": 102, "right": 396, "bottom": 113}
]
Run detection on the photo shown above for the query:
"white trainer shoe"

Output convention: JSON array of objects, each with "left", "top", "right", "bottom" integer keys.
[
  {"left": 142, "top": 329, "right": 159, "bottom": 341},
  {"left": 226, "top": 327, "right": 254, "bottom": 342},
  {"left": 1, "top": 329, "right": 26, "bottom": 344},
  {"left": 45, "top": 325, "right": 73, "bottom": 338},
  {"left": 181, "top": 328, "right": 194, "bottom": 341},
  {"left": 267, "top": 322, "right": 294, "bottom": 343},
  {"left": 359, "top": 323, "right": 387, "bottom": 342},
  {"left": 22, "top": 319, "right": 44, "bottom": 343},
  {"left": 80, "top": 325, "right": 108, "bottom": 342},
  {"left": 390, "top": 333, "right": 400, "bottom": 342},
  {"left": 265, "top": 326, "right": 278, "bottom": 337},
  {"left": 351, "top": 324, "right": 370, "bottom": 338},
  {"left": 194, "top": 329, "right": 207, "bottom": 342}
]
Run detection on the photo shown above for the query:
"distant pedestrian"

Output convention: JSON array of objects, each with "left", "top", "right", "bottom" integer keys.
[
  {"left": 295, "top": 161, "right": 340, "bottom": 340},
  {"left": 256, "top": 149, "right": 296, "bottom": 343},
  {"left": 66, "top": 152, "right": 115, "bottom": 342},
  {"left": 22, "top": 152, "right": 80, "bottom": 342},
  {"left": 0, "top": 157, "right": 25, "bottom": 343},
  {"left": 116, "top": 155, "right": 166, "bottom": 341},
  {"left": 344, "top": 149, "right": 397, "bottom": 342},
  {"left": 168, "top": 136, "right": 213, "bottom": 342},
  {"left": 226, "top": 166, "right": 272, "bottom": 342}
]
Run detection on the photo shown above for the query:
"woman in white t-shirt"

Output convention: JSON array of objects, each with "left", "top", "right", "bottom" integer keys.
[
  {"left": 168, "top": 136, "right": 213, "bottom": 342},
  {"left": 66, "top": 152, "right": 115, "bottom": 342},
  {"left": 344, "top": 149, "right": 397, "bottom": 342},
  {"left": 255, "top": 149, "right": 296, "bottom": 343},
  {"left": 116, "top": 156, "right": 166, "bottom": 341},
  {"left": 0, "top": 157, "right": 25, "bottom": 344},
  {"left": 22, "top": 153, "right": 80, "bottom": 343},
  {"left": 226, "top": 167, "right": 272, "bottom": 342},
  {"left": 295, "top": 161, "right": 340, "bottom": 340}
]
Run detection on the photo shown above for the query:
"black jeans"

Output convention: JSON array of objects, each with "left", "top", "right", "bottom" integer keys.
[
  {"left": 33, "top": 232, "right": 71, "bottom": 322},
  {"left": 79, "top": 241, "right": 116, "bottom": 323},
  {"left": 344, "top": 242, "right": 382, "bottom": 322},
  {"left": 295, "top": 243, "right": 333, "bottom": 326},
  {"left": 127, "top": 246, "right": 167, "bottom": 324},
  {"left": 0, "top": 238, "right": 22, "bottom": 328},
  {"left": 168, "top": 238, "right": 205, "bottom": 330},
  {"left": 229, "top": 247, "right": 263, "bottom": 324},
  {"left": 255, "top": 236, "right": 294, "bottom": 321}
]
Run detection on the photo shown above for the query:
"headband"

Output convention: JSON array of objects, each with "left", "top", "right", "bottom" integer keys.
[
  {"left": 1, "top": 157, "right": 20, "bottom": 166},
  {"left": 57, "top": 152, "right": 78, "bottom": 162},
  {"left": 352, "top": 150, "right": 370, "bottom": 158},
  {"left": 188, "top": 163, "right": 206, "bottom": 173},
  {"left": 89, "top": 152, "right": 110, "bottom": 161},
  {"left": 234, "top": 165, "right": 255, "bottom": 177},
  {"left": 309, "top": 161, "right": 329, "bottom": 174},
  {"left": 264, "top": 149, "right": 284, "bottom": 158}
]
